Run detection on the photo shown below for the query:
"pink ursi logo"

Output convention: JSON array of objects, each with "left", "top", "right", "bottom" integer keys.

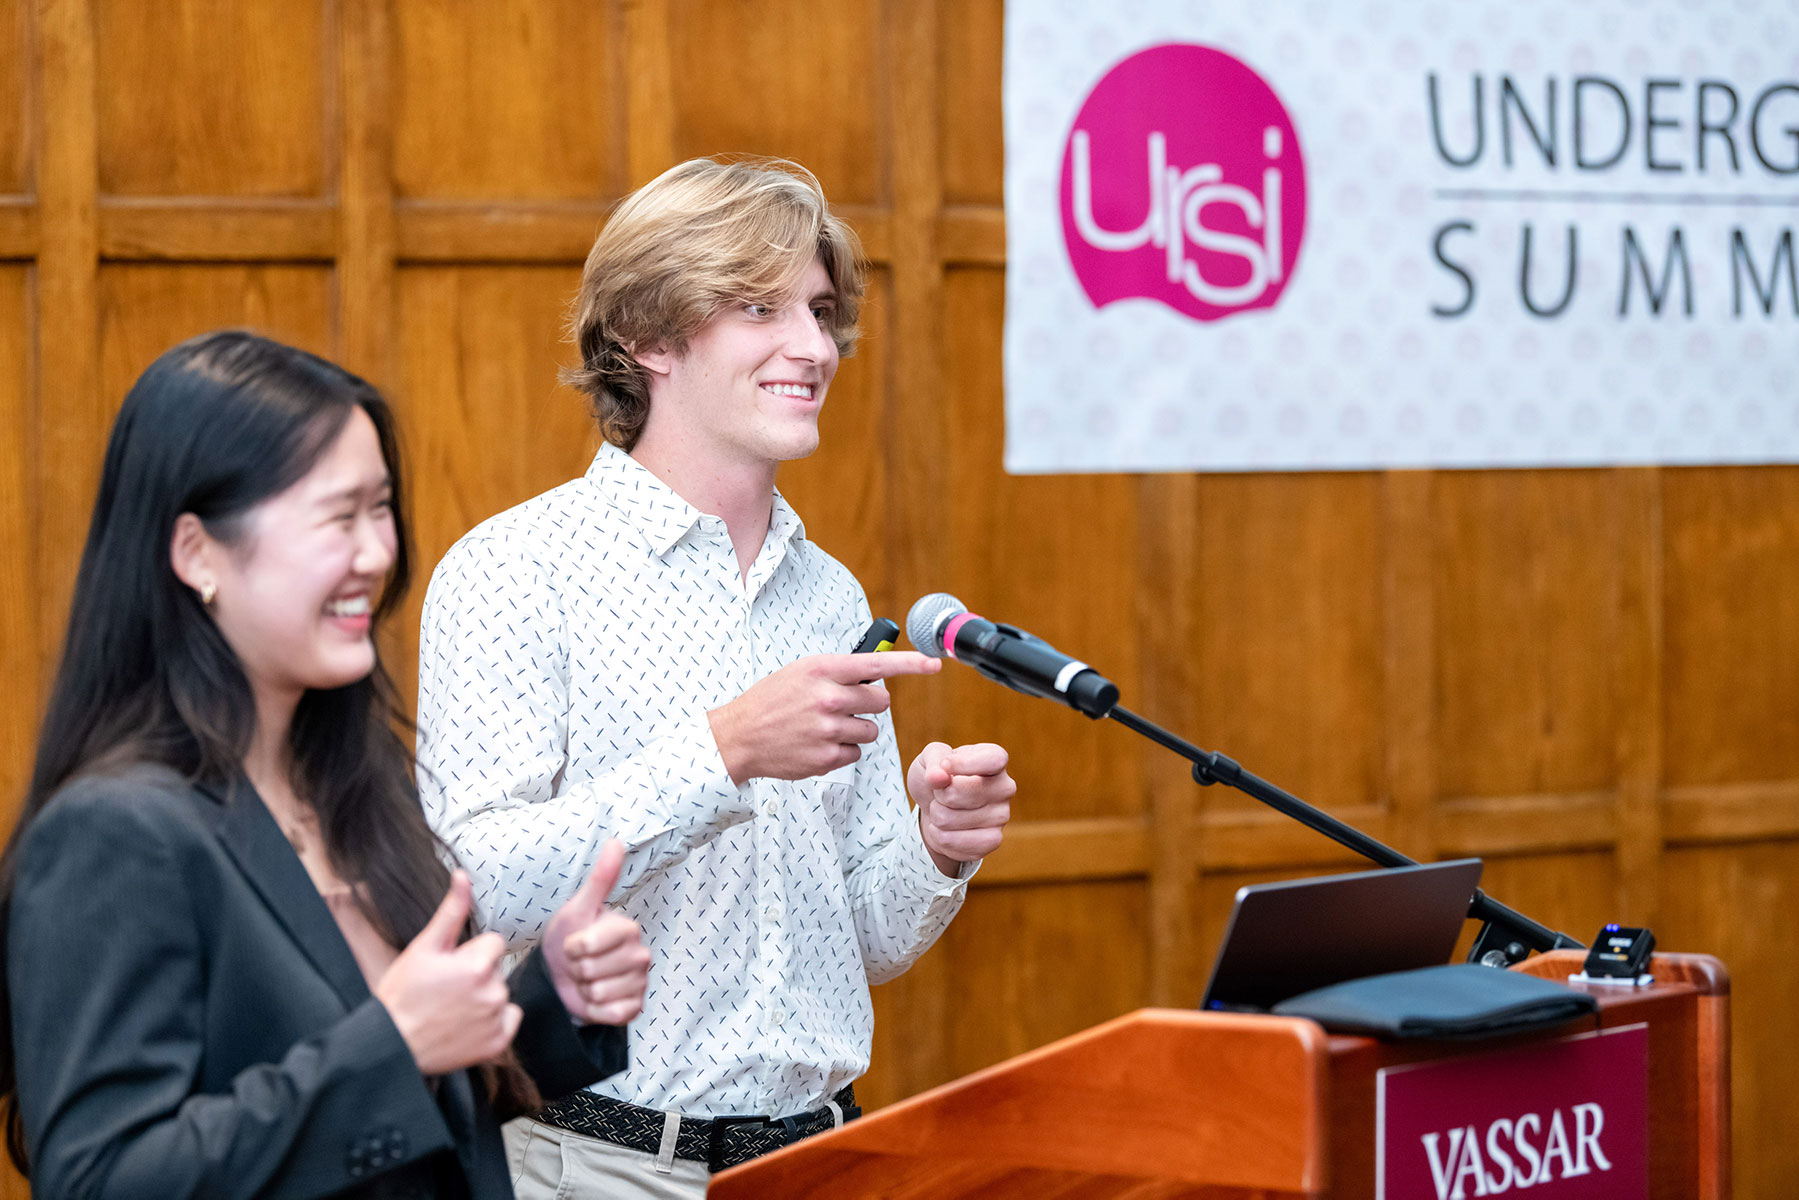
[{"left": 1060, "top": 43, "right": 1307, "bottom": 322}]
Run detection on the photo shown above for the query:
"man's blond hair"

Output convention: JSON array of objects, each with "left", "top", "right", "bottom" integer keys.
[{"left": 563, "top": 157, "right": 866, "bottom": 450}]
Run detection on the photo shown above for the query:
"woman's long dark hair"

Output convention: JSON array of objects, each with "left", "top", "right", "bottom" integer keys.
[{"left": 0, "top": 331, "right": 527, "bottom": 1172}]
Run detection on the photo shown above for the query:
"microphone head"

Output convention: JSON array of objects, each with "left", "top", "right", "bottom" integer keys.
[{"left": 905, "top": 593, "right": 966, "bottom": 658}]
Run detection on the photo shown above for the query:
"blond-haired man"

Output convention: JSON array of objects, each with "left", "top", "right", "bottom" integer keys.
[{"left": 416, "top": 158, "right": 1015, "bottom": 1198}]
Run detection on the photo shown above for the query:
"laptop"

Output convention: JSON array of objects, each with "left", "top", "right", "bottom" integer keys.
[{"left": 1199, "top": 859, "right": 1484, "bottom": 1012}]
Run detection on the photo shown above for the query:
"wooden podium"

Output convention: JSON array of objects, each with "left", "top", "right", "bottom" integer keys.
[{"left": 708, "top": 952, "right": 1727, "bottom": 1199}]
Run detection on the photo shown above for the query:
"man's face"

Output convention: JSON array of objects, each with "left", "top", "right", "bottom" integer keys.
[{"left": 651, "top": 256, "right": 841, "bottom": 470}]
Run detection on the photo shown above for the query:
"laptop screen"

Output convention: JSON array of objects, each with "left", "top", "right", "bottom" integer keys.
[{"left": 1199, "top": 859, "right": 1484, "bottom": 1012}]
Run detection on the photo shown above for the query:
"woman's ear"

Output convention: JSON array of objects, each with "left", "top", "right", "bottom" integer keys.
[{"left": 169, "top": 513, "right": 217, "bottom": 601}]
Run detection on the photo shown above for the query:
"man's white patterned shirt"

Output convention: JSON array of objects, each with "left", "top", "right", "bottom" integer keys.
[{"left": 416, "top": 442, "right": 968, "bottom": 1117}]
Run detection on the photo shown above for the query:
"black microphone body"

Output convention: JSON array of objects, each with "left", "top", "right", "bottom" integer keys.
[{"left": 907, "top": 595, "right": 1119, "bottom": 718}]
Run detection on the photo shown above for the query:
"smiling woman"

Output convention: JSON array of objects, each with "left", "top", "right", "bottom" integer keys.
[
  {"left": 169, "top": 398, "right": 400, "bottom": 741},
  {"left": 0, "top": 330, "right": 651, "bottom": 1200}
]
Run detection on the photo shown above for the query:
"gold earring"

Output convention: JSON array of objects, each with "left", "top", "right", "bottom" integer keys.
[{"left": 200, "top": 580, "right": 217, "bottom": 607}]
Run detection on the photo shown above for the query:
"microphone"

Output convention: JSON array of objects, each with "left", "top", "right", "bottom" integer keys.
[{"left": 905, "top": 594, "right": 1119, "bottom": 718}]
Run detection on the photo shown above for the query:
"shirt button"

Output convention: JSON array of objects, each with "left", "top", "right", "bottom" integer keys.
[
  {"left": 771, "top": 1010, "right": 786, "bottom": 1028},
  {"left": 764, "top": 799, "right": 780, "bottom": 817},
  {"left": 763, "top": 904, "right": 781, "bottom": 921}
]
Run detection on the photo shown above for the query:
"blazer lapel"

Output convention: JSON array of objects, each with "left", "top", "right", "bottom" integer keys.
[{"left": 205, "top": 777, "right": 373, "bottom": 1011}]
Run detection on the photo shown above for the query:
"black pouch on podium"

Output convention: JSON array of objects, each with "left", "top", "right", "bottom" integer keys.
[{"left": 1269, "top": 963, "right": 1597, "bottom": 1040}]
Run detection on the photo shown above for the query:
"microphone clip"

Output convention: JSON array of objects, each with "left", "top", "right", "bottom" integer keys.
[
  {"left": 972, "top": 622, "right": 1119, "bottom": 719},
  {"left": 965, "top": 622, "right": 1059, "bottom": 700}
]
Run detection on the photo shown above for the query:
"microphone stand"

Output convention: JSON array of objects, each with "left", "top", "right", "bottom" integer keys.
[{"left": 1104, "top": 705, "right": 1585, "bottom": 966}]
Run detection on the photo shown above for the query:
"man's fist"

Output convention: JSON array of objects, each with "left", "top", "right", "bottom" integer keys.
[{"left": 909, "top": 741, "right": 1015, "bottom": 876}]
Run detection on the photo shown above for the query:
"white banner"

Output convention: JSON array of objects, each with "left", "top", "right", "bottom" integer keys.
[{"left": 1003, "top": 1, "right": 1799, "bottom": 473}]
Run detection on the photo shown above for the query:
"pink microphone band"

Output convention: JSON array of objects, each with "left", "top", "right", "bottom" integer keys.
[{"left": 940, "top": 612, "right": 981, "bottom": 660}]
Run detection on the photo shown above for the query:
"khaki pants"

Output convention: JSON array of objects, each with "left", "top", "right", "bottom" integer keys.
[{"left": 504, "top": 1116, "right": 712, "bottom": 1200}]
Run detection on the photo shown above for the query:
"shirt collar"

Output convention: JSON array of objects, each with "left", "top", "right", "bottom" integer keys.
[
  {"left": 585, "top": 441, "right": 807, "bottom": 559},
  {"left": 766, "top": 490, "right": 805, "bottom": 552}
]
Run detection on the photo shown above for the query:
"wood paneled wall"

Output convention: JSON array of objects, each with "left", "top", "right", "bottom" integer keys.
[{"left": 2, "top": 1, "right": 1796, "bottom": 1194}]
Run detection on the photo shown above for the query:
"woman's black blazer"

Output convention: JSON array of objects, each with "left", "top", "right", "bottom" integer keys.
[{"left": 7, "top": 763, "right": 625, "bottom": 1199}]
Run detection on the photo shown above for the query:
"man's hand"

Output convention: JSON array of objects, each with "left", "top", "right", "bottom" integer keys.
[
  {"left": 542, "top": 839, "right": 652, "bottom": 1026},
  {"left": 708, "top": 652, "right": 941, "bottom": 785},
  {"left": 909, "top": 742, "right": 1015, "bottom": 877}
]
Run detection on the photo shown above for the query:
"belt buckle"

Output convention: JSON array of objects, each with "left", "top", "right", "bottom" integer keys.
[{"left": 705, "top": 1114, "right": 769, "bottom": 1173}]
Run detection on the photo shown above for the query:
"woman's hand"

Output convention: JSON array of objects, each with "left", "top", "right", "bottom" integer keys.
[
  {"left": 375, "top": 870, "right": 521, "bottom": 1074},
  {"left": 542, "top": 839, "right": 651, "bottom": 1026}
]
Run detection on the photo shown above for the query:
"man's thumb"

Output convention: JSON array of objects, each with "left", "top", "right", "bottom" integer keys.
[{"left": 573, "top": 838, "right": 626, "bottom": 913}]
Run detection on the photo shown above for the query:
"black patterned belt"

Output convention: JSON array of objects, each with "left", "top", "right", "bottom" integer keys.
[{"left": 533, "top": 1085, "right": 860, "bottom": 1173}]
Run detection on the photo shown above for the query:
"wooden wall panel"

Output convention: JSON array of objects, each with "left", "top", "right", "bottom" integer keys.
[
  {"left": 388, "top": 264, "right": 597, "bottom": 700},
  {"left": 936, "top": 0, "right": 1002, "bottom": 207},
  {"left": 3, "top": 1, "right": 1796, "bottom": 1194},
  {"left": 666, "top": 0, "right": 883, "bottom": 205},
  {"left": 392, "top": 0, "right": 615, "bottom": 201},
  {"left": 1188, "top": 473, "right": 1386, "bottom": 817},
  {"left": 938, "top": 879, "right": 1151, "bottom": 1074},
  {"left": 97, "top": 265, "right": 336, "bottom": 396},
  {"left": 0, "top": 1, "right": 29, "bottom": 195},
  {"left": 34, "top": 0, "right": 100, "bottom": 683},
  {"left": 94, "top": 0, "right": 327, "bottom": 197},
  {"left": 0, "top": 267, "right": 33, "bottom": 826},
  {"left": 1434, "top": 471, "right": 1626, "bottom": 798},
  {"left": 1662, "top": 466, "right": 1799, "bottom": 786}
]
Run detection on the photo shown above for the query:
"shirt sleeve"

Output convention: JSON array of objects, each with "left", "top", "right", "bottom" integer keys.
[
  {"left": 9, "top": 784, "right": 453, "bottom": 1200},
  {"left": 417, "top": 532, "right": 756, "bottom": 951},
  {"left": 832, "top": 604, "right": 976, "bottom": 985}
]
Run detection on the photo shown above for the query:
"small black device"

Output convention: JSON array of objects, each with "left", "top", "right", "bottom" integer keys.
[
  {"left": 851, "top": 618, "right": 900, "bottom": 655},
  {"left": 1571, "top": 924, "right": 1655, "bottom": 986}
]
